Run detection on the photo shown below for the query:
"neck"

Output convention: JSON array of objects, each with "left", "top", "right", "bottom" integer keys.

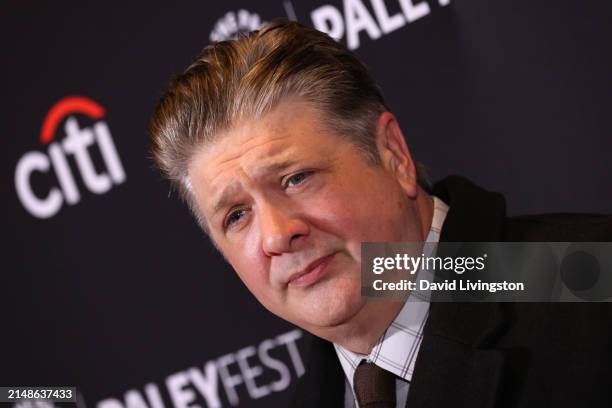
[
  {"left": 324, "top": 189, "right": 435, "bottom": 354},
  {"left": 330, "top": 301, "right": 405, "bottom": 353},
  {"left": 417, "top": 188, "right": 435, "bottom": 240}
]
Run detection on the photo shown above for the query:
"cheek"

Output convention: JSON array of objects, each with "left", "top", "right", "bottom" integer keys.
[
  {"left": 222, "top": 234, "right": 270, "bottom": 297},
  {"left": 310, "top": 180, "right": 407, "bottom": 243},
  {"left": 302, "top": 193, "right": 378, "bottom": 263},
  {"left": 318, "top": 185, "right": 388, "bottom": 229}
]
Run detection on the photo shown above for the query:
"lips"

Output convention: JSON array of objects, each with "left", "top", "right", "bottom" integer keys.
[{"left": 287, "top": 253, "right": 335, "bottom": 288}]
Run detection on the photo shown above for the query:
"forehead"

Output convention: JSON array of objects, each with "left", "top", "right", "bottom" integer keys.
[
  {"left": 187, "top": 100, "right": 342, "bottom": 208},
  {"left": 195, "top": 100, "right": 332, "bottom": 170}
]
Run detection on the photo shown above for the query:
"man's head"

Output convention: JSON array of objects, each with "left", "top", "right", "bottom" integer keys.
[{"left": 150, "top": 21, "right": 433, "bottom": 342}]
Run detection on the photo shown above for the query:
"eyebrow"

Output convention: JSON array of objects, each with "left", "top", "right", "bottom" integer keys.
[
  {"left": 211, "top": 159, "right": 298, "bottom": 216},
  {"left": 212, "top": 183, "right": 243, "bottom": 216}
]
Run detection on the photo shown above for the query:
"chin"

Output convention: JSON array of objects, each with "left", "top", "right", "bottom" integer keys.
[{"left": 295, "top": 275, "right": 364, "bottom": 329}]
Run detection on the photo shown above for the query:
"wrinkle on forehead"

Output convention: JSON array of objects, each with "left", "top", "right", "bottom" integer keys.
[
  {"left": 193, "top": 105, "right": 326, "bottom": 182},
  {"left": 213, "top": 134, "right": 288, "bottom": 171},
  {"left": 196, "top": 135, "right": 293, "bottom": 195},
  {"left": 192, "top": 105, "right": 297, "bottom": 173},
  {"left": 187, "top": 98, "right": 335, "bottom": 219}
]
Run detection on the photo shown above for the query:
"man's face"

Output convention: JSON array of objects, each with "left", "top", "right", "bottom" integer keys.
[{"left": 188, "top": 99, "right": 423, "bottom": 336}]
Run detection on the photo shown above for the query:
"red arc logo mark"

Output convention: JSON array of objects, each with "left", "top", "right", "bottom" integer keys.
[{"left": 40, "top": 96, "right": 105, "bottom": 144}]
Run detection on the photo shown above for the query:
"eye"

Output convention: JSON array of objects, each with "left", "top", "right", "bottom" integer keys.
[
  {"left": 283, "top": 171, "right": 312, "bottom": 188},
  {"left": 224, "top": 208, "right": 248, "bottom": 229}
]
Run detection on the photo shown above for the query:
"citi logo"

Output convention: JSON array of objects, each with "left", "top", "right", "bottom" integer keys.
[{"left": 15, "top": 96, "right": 126, "bottom": 219}]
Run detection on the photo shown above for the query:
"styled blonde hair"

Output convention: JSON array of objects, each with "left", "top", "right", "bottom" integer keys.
[{"left": 150, "top": 20, "right": 429, "bottom": 226}]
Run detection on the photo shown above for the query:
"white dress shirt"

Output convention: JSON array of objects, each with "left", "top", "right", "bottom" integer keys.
[{"left": 334, "top": 196, "right": 449, "bottom": 408}]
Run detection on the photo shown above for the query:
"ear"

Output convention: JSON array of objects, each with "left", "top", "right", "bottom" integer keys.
[{"left": 375, "top": 112, "right": 418, "bottom": 198}]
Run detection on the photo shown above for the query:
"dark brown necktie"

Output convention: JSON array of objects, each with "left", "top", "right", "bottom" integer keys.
[{"left": 353, "top": 362, "right": 396, "bottom": 408}]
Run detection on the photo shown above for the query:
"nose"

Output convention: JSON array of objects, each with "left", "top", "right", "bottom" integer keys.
[{"left": 259, "top": 201, "right": 309, "bottom": 256}]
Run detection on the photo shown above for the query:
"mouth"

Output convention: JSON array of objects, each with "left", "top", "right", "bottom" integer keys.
[{"left": 287, "top": 253, "right": 336, "bottom": 288}]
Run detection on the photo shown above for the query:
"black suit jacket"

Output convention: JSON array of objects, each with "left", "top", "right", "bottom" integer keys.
[{"left": 292, "top": 176, "right": 612, "bottom": 408}]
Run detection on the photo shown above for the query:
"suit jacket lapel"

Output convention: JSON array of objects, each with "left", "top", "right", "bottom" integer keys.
[
  {"left": 404, "top": 176, "right": 510, "bottom": 408},
  {"left": 405, "top": 302, "right": 506, "bottom": 408}
]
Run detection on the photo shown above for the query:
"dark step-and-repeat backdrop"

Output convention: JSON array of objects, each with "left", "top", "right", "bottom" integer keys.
[{"left": 3, "top": 1, "right": 611, "bottom": 407}]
